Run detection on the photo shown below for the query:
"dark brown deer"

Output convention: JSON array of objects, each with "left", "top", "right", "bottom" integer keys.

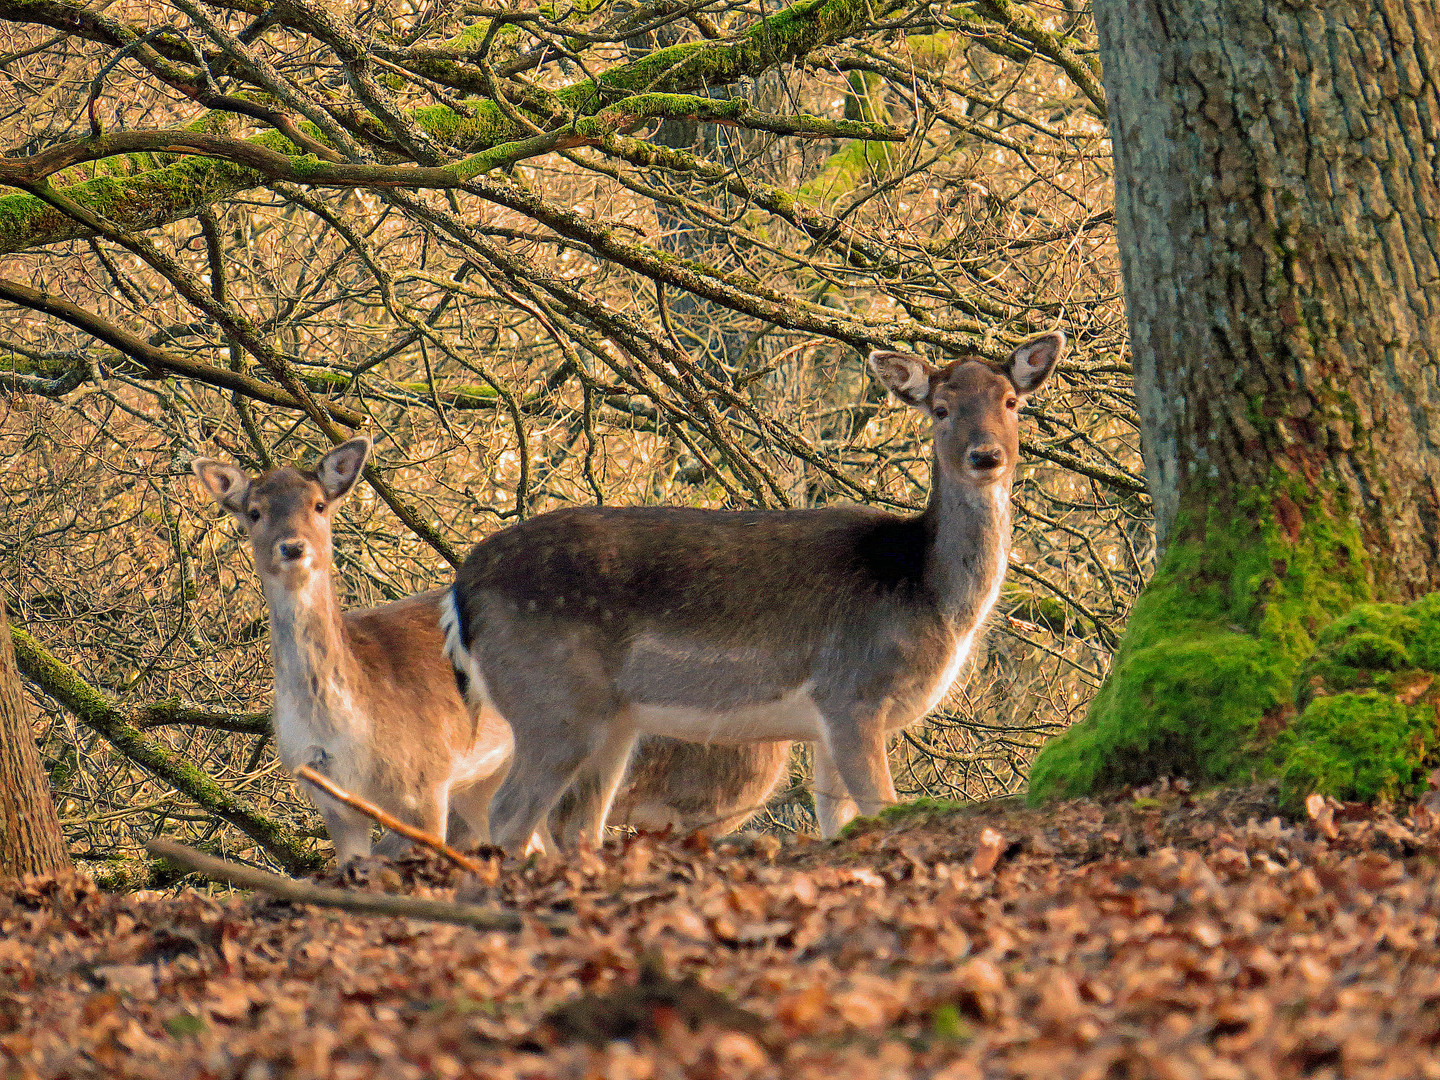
[
  {"left": 444, "top": 333, "right": 1065, "bottom": 853},
  {"left": 193, "top": 439, "right": 790, "bottom": 862}
]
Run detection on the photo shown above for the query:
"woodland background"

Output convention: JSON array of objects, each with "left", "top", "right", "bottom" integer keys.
[{"left": 0, "top": 0, "right": 1142, "bottom": 882}]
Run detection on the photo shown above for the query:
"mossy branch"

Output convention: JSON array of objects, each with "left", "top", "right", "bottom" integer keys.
[
  {"left": 968, "top": 0, "right": 1107, "bottom": 119},
  {"left": 10, "top": 625, "right": 323, "bottom": 875},
  {"left": 135, "top": 700, "right": 271, "bottom": 735},
  {"left": 0, "top": 277, "right": 366, "bottom": 426},
  {"left": 0, "top": 98, "right": 905, "bottom": 197},
  {"left": 0, "top": 0, "right": 904, "bottom": 253}
]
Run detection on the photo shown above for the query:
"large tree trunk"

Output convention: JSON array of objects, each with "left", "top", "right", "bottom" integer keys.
[
  {"left": 0, "top": 598, "right": 72, "bottom": 879},
  {"left": 1031, "top": 0, "right": 1440, "bottom": 803}
]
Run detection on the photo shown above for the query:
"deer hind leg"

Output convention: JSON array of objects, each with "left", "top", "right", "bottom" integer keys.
[
  {"left": 548, "top": 732, "right": 646, "bottom": 849},
  {"left": 817, "top": 716, "right": 896, "bottom": 834},
  {"left": 812, "top": 741, "right": 861, "bottom": 838},
  {"left": 567, "top": 726, "right": 639, "bottom": 849},
  {"left": 548, "top": 766, "right": 601, "bottom": 849}
]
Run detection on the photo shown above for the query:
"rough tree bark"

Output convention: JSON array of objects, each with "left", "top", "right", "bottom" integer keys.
[
  {"left": 0, "top": 597, "right": 72, "bottom": 879},
  {"left": 1031, "top": 0, "right": 1440, "bottom": 805}
]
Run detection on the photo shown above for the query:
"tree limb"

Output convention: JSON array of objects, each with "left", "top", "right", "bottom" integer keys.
[
  {"left": 0, "top": 0, "right": 905, "bottom": 253},
  {"left": 11, "top": 625, "right": 323, "bottom": 875},
  {"left": 135, "top": 700, "right": 270, "bottom": 735},
  {"left": 0, "top": 277, "right": 367, "bottom": 426},
  {"left": 970, "top": 1, "right": 1107, "bottom": 119}
]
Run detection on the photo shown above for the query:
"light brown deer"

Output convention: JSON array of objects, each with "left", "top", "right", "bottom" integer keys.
[
  {"left": 548, "top": 736, "right": 792, "bottom": 846},
  {"left": 444, "top": 333, "right": 1065, "bottom": 853},
  {"left": 193, "top": 438, "right": 791, "bottom": 862}
]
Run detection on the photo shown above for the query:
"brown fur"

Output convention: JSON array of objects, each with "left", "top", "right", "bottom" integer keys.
[
  {"left": 449, "top": 334, "right": 1065, "bottom": 853},
  {"left": 193, "top": 439, "right": 510, "bottom": 862},
  {"left": 550, "top": 738, "right": 791, "bottom": 844},
  {"left": 194, "top": 439, "right": 792, "bottom": 861}
]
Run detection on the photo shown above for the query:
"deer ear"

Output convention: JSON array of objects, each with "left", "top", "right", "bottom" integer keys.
[
  {"left": 316, "top": 436, "right": 371, "bottom": 503},
  {"left": 868, "top": 349, "right": 938, "bottom": 410},
  {"left": 192, "top": 459, "right": 251, "bottom": 521},
  {"left": 1005, "top": 332, "right": 1065, "bottom": 395}
]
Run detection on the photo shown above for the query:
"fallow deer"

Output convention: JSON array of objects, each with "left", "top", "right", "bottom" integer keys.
[
  {"left": 549, "top": 736, "right": 792, "bottom": 846},
  {"left": 443, "top": 333, "right": 1064, "bottom": 853},
  {"left": 193, "top": 438, "right": 792, "bottom": 862},
  {"left": 192, "top": 438, "right": 507, "bottom": 862}
]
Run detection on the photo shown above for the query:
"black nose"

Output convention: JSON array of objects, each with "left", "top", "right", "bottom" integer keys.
[
  {"left": 278, "top": 540, "right": 306, "bottom": 561},
  {"left": 968, "top": 447, "right": 1003, "bottom": 471}
]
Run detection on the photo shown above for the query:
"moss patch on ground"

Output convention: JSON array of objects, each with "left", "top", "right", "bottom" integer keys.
[{"left": 839, "top": 795, "right": 1026, "bottom": 839}]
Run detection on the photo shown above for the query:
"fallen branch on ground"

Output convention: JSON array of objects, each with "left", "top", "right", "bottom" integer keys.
[
  {"left": 296, "top": 764, "right": 485, "bottom": 874},
  {"left": 146, "top": 839, "right": 570, "bottom": 932}
]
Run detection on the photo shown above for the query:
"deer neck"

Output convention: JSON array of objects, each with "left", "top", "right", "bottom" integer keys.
[
  {"left": 921, "top": 458, "right": 1012, "bottom": 628},
  {"left": 262, "top": 570, "right": 364, "bottom": 737}
]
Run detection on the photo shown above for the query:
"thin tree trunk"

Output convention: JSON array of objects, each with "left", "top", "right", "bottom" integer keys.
[
  {"left": 1031, "top": 0, "right": 1440, "bottom": 801},
  {"left": 0, "top": 597, "right": 71, "bottom": 879}
]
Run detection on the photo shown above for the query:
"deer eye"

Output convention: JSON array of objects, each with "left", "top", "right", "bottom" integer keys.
[
  {"left": 315, "top": 501, "right": 326, "bottom": 514},
  {"left": 247, "top": 509, "right": 261, "bottom": 523},
  {"left": 1006, "top": 397, "right": 1018, "bottom": 410},
  {"left": 932, "top": 404, "right": 949, "bottom": 420}
]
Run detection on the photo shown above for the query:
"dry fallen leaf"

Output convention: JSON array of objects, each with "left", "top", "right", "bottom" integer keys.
[
  {"left": 970, "top": 827, "right": 1006, "bottom": 876},
  {"left": 1418, "top": 768, "right": 1440, "bottom": 826},
  {"left": 1306, "top": 792, "right": 1339, "bottom": 840},
  {"left": 5, "top": 785, "right": 1440, "bottom": 1078}
]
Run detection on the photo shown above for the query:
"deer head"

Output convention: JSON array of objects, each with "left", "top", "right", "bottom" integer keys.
[
  {"left": 868, "top": 332, "right": 1064, "bottom": 489},
  {"left": 192, "top": 437, "right": 371, "bottom": 590}
]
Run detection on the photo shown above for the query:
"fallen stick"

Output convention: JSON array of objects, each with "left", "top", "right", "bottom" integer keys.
[
  {"left": 146, "top": 839, "right": 570, "bottom": 933},
  {"left": 295, "top": 764, "right": 484, "bottom": 874}
]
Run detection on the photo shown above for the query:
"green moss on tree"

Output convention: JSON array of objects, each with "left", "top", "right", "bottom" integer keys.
[
  {"left": 1028, "top": 475, "right": 1372, "bottom": 803},
  {"left": 1269, "top": 595, "right": 1440, "bottom": 809},
  {"left": 1273, "top": 692, "right": 1435, "bottom": 809},
  {"left": 1296, "top": 603, "right": 1419, "bottom": 705},
  {"left": 1030, "top": 468, "right": 1440, "bottom": 811}
]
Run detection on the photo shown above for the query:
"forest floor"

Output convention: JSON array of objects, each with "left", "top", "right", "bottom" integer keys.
[{"left": 3, "top": 783, "right": 1440, "bottom": 1080}]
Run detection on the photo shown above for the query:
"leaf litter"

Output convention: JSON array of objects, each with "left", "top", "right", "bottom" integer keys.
[{"left": 3, "top": 782, "right": 1440, "bottom": 1078}]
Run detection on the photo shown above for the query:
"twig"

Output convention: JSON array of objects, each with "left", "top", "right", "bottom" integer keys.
[
  {"left": 145, "top": 839, "right": 569, "bottom": 932},
  {"left": 295, "top": 765, "right": 484, "bottom": 874}
]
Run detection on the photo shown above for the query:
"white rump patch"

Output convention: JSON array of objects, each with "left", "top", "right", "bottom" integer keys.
[{"left": 439, "top": 589, "right": 495, "bottom": 716}]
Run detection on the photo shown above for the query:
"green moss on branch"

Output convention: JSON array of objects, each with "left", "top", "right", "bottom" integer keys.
[
  {"left": 10, "top": 625, "right": 322, "bottom": 875},
  {"left": 2, "top": 0, "right": 900, "bottom": 254}
]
